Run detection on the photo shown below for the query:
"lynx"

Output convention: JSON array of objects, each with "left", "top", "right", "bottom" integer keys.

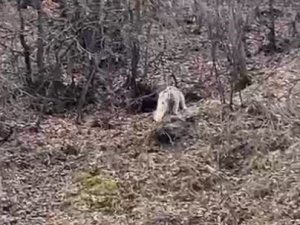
[{"left": 153, "top": 86, "right": 187, "bottom": 122}]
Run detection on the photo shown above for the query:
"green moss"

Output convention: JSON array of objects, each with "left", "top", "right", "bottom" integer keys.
[
  {"left": 67, "top": 170, "right": 124, "bottom": 213},
  {"left": 82, "top": 176, "right": 119, "bottom": 195}
]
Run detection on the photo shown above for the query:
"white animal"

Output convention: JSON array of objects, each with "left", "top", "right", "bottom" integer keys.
[{"left": 153, "top": 86, "right": 187, "bottom": 122}]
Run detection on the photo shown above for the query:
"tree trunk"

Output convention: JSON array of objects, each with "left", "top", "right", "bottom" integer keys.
[
  {"left": 36, "top": 8, "right": 45, "bottom": 77},
  {"left": 17, "top": 1, "right": 32, "bottom": 84}
]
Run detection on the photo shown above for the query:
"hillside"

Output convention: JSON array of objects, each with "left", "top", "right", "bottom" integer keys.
[{"left": 1, "top": 1, "right": 300, "bottom": 225}]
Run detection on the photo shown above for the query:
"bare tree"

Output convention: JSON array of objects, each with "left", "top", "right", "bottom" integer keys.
[
  {"left": 207, "top": 7, "right": 226, "bottom": 104},
  {"left": 36, "top": 6, "right": 45, "bottom": 76},
  {"left": 123, "top": 0, "right": 142, "bottom": 97},
  {"left": 17, "top": 0, "right": 32, "bottom": 83},
  {"left": 268, "top": 0, "right": 276, "bottom": 51},
  {"left": 204, "top": 0, "right": 255, "bottom": 108},
  {"left": 226, "top": 0, "right": 251, "bottom": 107}
]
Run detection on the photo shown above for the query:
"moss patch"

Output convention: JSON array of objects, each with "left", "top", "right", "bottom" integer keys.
[{"left": 67, "top": 171, "right": 125, "bottom": 214}]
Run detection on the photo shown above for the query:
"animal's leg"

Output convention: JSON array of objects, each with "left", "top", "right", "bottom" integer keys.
[
  {"left": 239, "top": 91, "right": 244, "bottom": 108},
  {"left": 153, "top": 105, "right": 167, "bottom": 121},
  {"left": 180, "top": 93, "right": 187, "bottom": 110},
  {"left": 172, "top": 96, "right": 180, "bottom": 115},
  {"left": 153, "top": 92, "right": 168, "bottom": 122}
]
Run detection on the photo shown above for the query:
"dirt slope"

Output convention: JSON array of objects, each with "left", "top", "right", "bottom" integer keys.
[{"left": 2, "top": 50, "right": 300, "bottom": 224}]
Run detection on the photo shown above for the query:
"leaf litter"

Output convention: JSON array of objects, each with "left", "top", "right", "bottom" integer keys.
[
  {"left": 2, "top": 3, "right": 300, "bottom": 225},
  {"left": 2, "top": 70, "right": 300, "bottom": 224}
]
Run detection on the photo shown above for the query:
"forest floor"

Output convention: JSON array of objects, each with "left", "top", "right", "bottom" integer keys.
[
  {"left": 2, "top": 47, "right": 300, "bottom": 225},
  {"left": 2, "top": 3, "right": 300, "bottom": 225}
]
